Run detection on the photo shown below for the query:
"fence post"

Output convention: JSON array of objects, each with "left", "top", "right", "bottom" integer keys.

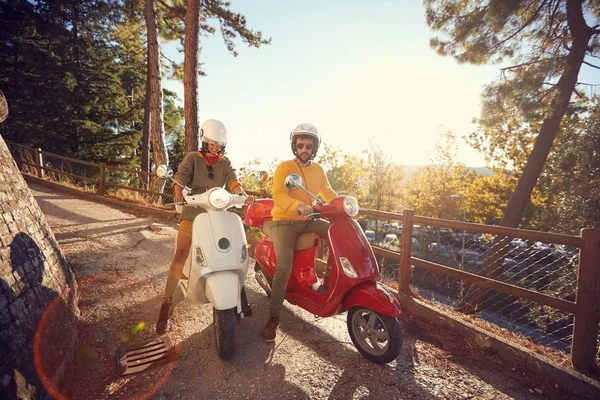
[
  {"left": 399, "top": 209, "right": 414, "bottom": 292},
  {"left": 35, "top": 148, "right": 44, "bottom": 178},
  {"left": 98, "top": 163, "right": 106, "bottom": 194},
  {"left": 571, "top": 228, "right": 600, "bottom": 373}
]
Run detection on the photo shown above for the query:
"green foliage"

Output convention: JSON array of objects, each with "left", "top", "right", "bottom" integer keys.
[
  {"left": 203, "top": 0, "right": 271, "bottom": 57},
  {"left": 425, "top": 0, "right": 595, "bottom": 66},
  {"left": 363, "top": 146, "right": 405, "bottom": 212},
  {"left": 0, "top": 0, "right": 146, "bottom": 167},
  {"left": 465, "top": 174, "right": 513, "bottom": 225},
  {"left": 320, "top": 143, "right": 404, "bottom": 212},
  {"left": 402, "top": 129, "right": 476, "bottom": 219},
  {"left": 164, "top": 90, "right": 185, "bottom": 167},
  {"left": 535, "top": 97, "right": 600, "bottom": 233},
  {"left": 157, "top": 0, "right": 271, "bottom": 78},
  {"left": 237, "top": 157, "right": 277, "bottom": 195},
  {"left": 427, "top": 0, "right": 600, "bottom": 232}
]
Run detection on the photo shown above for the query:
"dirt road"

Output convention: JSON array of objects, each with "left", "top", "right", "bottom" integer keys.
[{"left": 30, "top": 182, "right": 584, "bottom": 399}]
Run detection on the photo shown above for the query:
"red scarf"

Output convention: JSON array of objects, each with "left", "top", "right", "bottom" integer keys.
[{"left": 202, "top": 150, "right": 219, "bottom": 165}]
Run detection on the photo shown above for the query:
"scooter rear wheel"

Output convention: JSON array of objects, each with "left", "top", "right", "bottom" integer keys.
[
  {"left": 347, "top": 307, "right": 403, "bottom": 364},
  {"left": 214, "top": 307, "right": 236, "bottom": 360}
]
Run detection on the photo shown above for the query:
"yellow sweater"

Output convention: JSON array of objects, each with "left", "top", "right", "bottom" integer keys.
[{"left": 271, "top": 160, "right": 337, "bottom": 221}]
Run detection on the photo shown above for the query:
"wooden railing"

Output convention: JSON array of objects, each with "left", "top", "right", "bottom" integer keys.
[
  {"left": 6, "top": 140, "right": 173, "bottom": 200},
  {"left": 359, "top": 208, "right": 599, "bottom": 374}
]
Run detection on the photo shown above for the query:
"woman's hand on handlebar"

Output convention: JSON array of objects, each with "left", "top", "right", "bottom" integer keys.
[
  {"left": 244, "top": 195, "right": 255, "bottom": 204},
  {"left": 173, "top": 186, "right": 185, "bottom": 203}
]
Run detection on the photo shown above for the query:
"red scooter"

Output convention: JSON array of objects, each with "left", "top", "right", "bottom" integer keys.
[{"left": 244, "top": 174, "right": 403, "bottom": 364}]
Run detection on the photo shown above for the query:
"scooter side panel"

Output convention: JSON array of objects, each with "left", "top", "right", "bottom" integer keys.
[
  {"left": 254, "top": 238, "right": 276, "bottom": 274},
  {"left": 313, "top": 219, "right": 380, "bottom": 316},
  {"left": 185, "top": 211, "right": 248, "bottom": 305},
  {"left": 205, "top": 271, "right": 240, "bottom": 310},
  {"left": 340, "top": 281, "right": 401, "bottom": 317},
  {"left": 328, "top": 220, "right": 378, "bottom": 281}
]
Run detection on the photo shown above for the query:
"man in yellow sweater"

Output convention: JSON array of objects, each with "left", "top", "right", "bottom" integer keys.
[{"left": 262, "top": 123, "right": 338, "bottom": 342}]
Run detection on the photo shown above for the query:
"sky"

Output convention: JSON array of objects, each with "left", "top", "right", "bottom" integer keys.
[{"left": 162, "top": 0, "right": 599, "bottom": 170}]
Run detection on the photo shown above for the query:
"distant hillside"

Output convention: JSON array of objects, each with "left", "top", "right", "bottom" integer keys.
[{"left": 403, "top": 165, "right": 493, "bottom": 179}]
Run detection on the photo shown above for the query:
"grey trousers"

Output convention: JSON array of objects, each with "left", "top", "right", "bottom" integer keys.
[{"left": 269, "top": 219, "right": 330, "bottom": 316}]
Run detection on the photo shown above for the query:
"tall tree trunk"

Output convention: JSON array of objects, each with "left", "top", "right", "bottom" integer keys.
[
  {"left": 145, "top": 0, "right": 169, "bottom": 202},
  {"left": 184, "top": 0, "right": 202, "bottom": 154},
  {"left": 142, "top": 64, "right": 151, "bottom": 189},
  {"left": 460, "top": 0, "right": 594, "bottom": 312}
]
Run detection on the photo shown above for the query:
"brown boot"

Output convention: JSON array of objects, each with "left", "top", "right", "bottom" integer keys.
[
  {"left": 241, "top": 287, "right": 252, "bottom": 317},
  {"left": 156, "top": 297, "right": 173, "bottom": 334},
  {"left": 262, "top": 314, "right": 280, "bottom": 342}
]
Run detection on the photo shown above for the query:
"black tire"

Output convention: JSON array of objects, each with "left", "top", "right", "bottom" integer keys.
[
  {"left": 347, "top": 307, "right": 403, "bottom": 364},
  {"left": 214, "top": 307, "right": 236, "bottom": 360}
]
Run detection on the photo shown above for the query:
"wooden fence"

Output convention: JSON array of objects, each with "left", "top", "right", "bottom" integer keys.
[
  {"left": 6, "top": 140, "right": 600, "bottom": 373},
  {"left": 359, "top": 208, "right": 599, "bottom": 374},
  {"left": 6, "top": 140, "right": 172, "bottom": 200}
]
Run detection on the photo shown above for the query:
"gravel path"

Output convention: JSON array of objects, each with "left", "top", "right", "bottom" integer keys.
[{"left": 30, "top": 182, "right": 584, "bottom": 400}]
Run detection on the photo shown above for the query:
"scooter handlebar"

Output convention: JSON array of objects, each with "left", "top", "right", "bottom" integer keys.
[
  {"left": 166, "top": 201, "right": 186, "bottom": 206},
  {"left": 230, "top": 194, "right": 247, "bottom": 208}
]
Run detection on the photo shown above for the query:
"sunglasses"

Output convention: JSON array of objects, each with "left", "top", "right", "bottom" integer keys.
[
  {"left": 206, "top": 164, "right": 215, "bottom": 180},
  {"left": 296, "top": 143, "right": 314, "bottom": 150}
]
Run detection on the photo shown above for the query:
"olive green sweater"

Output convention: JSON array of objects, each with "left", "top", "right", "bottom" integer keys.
[{"left": 173, "top": 151, "right": 241, "bottom": 221}]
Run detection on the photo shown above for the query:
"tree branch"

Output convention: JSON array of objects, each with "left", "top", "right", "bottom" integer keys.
[
  {"left": 540, "top": 0, "right": 561, "bottom": 52},
  {"left": 583, "top": 60, "right": 600, "bottom": 70},
  {"left": 500, "top": 59, "right": 547, "bottom": 72},
  {"left": 573, "top": 88, "right": 586, "bottom": 98},
  {"left": 160, "top": 51, "right": 177, "bottom": 66},
  {"left": 488, "top": 0, "right": 549, "bottom": 53}
]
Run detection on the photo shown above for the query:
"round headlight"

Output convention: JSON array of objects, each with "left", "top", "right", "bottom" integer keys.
[
  {"left": 343, "top": 196, "right": 359, "bottom": 217},
  {"left": 208, "top": 188, "right": 230, "bottom": 209}
]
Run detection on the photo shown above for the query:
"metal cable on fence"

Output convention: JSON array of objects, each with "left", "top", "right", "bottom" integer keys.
[
  {"left": 404, "top": 223, "right": 578, "bottom": 356},
  {"left": 357, "top": 212, "right": 580, "bottom": 358}
]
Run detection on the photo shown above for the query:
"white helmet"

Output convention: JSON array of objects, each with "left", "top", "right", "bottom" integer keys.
[
  {"left": 290, "top": 122, "right": 320, "bottom": 159},
  {"left": 201, "top": 119, "right": 227, "bottom": 154}
]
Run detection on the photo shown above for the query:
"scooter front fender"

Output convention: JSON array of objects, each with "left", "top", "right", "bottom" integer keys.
[
  {"left": 341, "top": 282, "right": 401, "bottom": 318},
  {"left": 205, "top": 271, "right": 240, "bottom": 310}
]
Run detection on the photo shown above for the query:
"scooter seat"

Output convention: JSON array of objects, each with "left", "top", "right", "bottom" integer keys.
[{"left": 261, "top": 220, "right": 320, "bottom": 250}]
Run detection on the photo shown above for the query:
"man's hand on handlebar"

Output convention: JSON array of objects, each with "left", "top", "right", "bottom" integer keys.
[{"left": 297, "top": 203, "right": 314, "bottom": 218}]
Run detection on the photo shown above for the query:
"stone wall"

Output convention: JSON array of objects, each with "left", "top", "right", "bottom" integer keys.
[{"left": 0, "top": 135, "right": 79, "bottom": 399}]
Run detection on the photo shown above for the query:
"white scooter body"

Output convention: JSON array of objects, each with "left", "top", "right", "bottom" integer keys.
[{"left": 178, "top": 189, "right": 248, "bottom": 313}]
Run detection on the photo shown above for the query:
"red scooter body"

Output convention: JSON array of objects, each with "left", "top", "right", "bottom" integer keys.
[
  {"left": 245, "top": 197, "right": 401, "bottom": 318},
  {"left": 246, "top": 195, "right": 403, "bottom": 363}
]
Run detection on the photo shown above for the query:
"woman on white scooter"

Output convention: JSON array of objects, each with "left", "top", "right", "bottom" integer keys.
[{"left": 156, "top": 119, "right": 254, "bottom": 334}]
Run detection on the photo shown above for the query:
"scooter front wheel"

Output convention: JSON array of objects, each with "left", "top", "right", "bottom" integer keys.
[
  {"left": 347, "top": 307, "right": 403, "bottom": 364},
  {"left": 214, "top": 307, "right": 236, "bottom": 360}
]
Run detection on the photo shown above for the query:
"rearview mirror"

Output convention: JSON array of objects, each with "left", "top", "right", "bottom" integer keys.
[
  {"left": 257, "top": 171, "right": 268, "bottom": 184},
  {"left": 156, "top": 165, "right": 173, "bottom": 179},
  {"left": 284, "top": 174, "right": 302, "bottom": 191}
]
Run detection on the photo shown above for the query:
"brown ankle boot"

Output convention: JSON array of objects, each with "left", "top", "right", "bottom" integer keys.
[
  {"left": 156, "top": 297, "right": 173, "bottom": 334},
  {"left": 262, "top": 314, "right": 280, "bottom": 342}
]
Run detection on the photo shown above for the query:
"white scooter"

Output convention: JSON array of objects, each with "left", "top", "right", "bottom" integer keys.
[{"left": 156, "top": 165, "right": 267, "bottom": 360}]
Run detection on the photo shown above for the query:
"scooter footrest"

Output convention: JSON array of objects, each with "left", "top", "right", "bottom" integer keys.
[{"left": 117, "top": 337, "right": 177, "bottom": 376}]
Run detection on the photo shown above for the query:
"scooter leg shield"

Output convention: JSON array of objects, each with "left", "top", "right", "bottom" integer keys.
[
  {"left": 205, "top": 271, "right": 240, "bottom": 310},
  {"left": 342, "top": 282, "right": 401, "bottom": 318}
]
